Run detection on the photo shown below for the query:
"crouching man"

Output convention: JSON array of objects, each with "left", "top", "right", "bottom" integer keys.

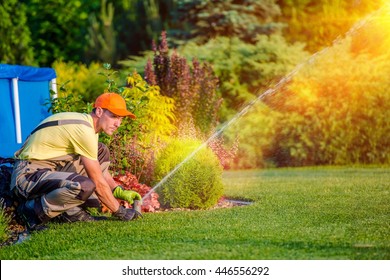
[{"left": 11, "top": 93, "right": 142, "bottom": 231}]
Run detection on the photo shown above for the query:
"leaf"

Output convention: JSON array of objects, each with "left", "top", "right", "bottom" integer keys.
[{"left": 103, "top": 63, "right": 111, "bottom": 70}]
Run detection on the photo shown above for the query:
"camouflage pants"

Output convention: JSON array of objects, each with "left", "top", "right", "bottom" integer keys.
[{"left": 11, "top": 143, "right": 110, "bottom": 219}]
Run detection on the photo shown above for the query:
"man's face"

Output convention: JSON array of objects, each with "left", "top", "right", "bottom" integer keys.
[{"left": 99, "top": 109, "right": 124, "bottom": 135}]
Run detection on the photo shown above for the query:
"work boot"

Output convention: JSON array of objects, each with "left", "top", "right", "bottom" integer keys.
[
  {"left": 17, "top": 198, "right": 48, "bottom": 231},
  {"left": 57, "top": 209, "right": 107, "bottom": 223}
]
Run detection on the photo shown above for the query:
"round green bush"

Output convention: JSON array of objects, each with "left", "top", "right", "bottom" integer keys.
[{"left": 153, "top": 138, "right": 224, "bottom": 209}]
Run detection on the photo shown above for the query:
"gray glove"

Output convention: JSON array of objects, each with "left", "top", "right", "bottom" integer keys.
[{"left": 114, "top": 206, "right": 143, "bottom": 221}]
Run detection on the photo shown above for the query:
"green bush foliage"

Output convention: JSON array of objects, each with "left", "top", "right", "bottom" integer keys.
[
  {"left": 25, "top": 0, "right": 96, "bottom": 65},
  {"left": 144, "top": 31, "right": 221, "bottom": 137},
  {"left": 0, "top": 0, "right": 34, "bottom": 65},
  {"left": 124, "top": 71, "right": 176, "bottom": 143},
  {"left": 52, "top": 60, "right": 107, "bottom": 102},
  {"left": 1, "top": 0, "right": 381, "bottom": 67},
  {"left": 174, "top": 0, "right": 283, "bottom": 44},
  {"left": 0, "top": 203, "right": 11, "bottom": 243},
  {"left": 225, "top": 102, "right": 280, "bottom": 169},
  {"left": 153, "top": 138, "right": 224, "bottom": 209},
  {"left": 104, "top": 71, "right": 176, "bottom": 183},
  {"left": 179, "top": 34, "right": 309, "bottom": 121},
  {"left": 86, "top": 0, "right": 116, "bottom": 65},
  {"left": 278, "top": 0, "right": 384, "bottom": 53},
  {"left": 271, "top": 38, "right": 390, "bottom": 166},
  {"left": 229, "top": 9, "right": 390, "bottom": 167},
  {"left": 126, "top": 33, "right": 309, "bottom": 124}
]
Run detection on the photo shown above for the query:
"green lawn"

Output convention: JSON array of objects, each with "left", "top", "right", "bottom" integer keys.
[{"left": 0, "top": 166, "right": 389, "bottom": 260}]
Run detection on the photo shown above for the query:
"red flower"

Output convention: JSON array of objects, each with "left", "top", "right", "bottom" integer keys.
[{"left": 113, "top": 171, "right": 160, "bottom": 212}]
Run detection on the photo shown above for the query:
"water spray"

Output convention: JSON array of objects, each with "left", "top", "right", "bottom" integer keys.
[{"left": 142, "top": 4, "right": 389, "bottom": 201}]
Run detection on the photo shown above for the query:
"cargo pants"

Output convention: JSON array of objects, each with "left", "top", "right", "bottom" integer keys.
[{"left": 11, "top": 143, "right": 111, "bottom": 220}]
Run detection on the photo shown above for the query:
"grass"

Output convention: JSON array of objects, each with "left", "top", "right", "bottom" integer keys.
[
  {"left": 0, "top": 166, "right": 389, "bottom": 260},
  {"left": 0, "top": 205, "right": 11, "bottom": 243}
]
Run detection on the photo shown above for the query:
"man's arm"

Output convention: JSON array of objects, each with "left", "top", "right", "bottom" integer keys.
[
  {"left": 103, "top": 169, "right": 119, "bottom": 192},
  {"left": 80, "top": 155, "right": 120, "bottom": 213},
  {"left": 103, "top": 166, "right": 143, "bottom": 205}
]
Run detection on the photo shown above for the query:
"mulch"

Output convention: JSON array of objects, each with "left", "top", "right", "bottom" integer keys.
[{"left": 1, "top": 204, "right": 28, "bottom": 247}]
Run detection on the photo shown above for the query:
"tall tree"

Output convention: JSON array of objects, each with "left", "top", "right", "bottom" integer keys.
[
  {"left": 86, "top": 0, "right": 116, "bottom": 64},
  {"left": 115, "top": 0, "right": 176, "bottom": 61},
  {"left": 0, "top": 0, "right": 34, "bottom": 65},
  {"left": 171, "top": 0, "right": 283, "bottom": 44},
  {"left": 24, "top": 0, "right": 98, "bottom": 66}
]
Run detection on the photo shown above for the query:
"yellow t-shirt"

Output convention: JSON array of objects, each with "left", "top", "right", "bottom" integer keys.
[{"left": 17, "top": 112, "right": 98, "bottom": 160}]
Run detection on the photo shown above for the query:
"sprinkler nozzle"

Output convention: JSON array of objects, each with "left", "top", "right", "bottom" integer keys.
[{"left": 132, "top": 199, "right": 142, "bottom": 213}]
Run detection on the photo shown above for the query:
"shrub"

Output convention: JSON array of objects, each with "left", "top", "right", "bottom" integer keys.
[
  {"left": 145, "top": 31, "right": 221, "bottom": 137},
  {"left": 179, "top": 35, "right": 309, "bottom": 121},
  {"left": 101, "top": 70, "right": 176, "bottom": 183},
  {"left": 0, "top": 201, "right": 11, "bottom": 244},
  {"left": 52, "top": 60, "right": 107, "bottom": 102},
  {"left": 268, "top": 33, "right": 390, "bottom": 166},
  {"left": 225, "top": 102, "right": 280, "bottom": 169},
  {"left": 221, "top": 9, "right": 390, "bottom": 168},
  {"left": 153, "top": 138, "right": 224, "bottom": 209}
]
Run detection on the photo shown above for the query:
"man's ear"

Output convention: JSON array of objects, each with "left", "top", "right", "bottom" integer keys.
[{"left": 95, "top": 107, "right": 104, "bottom": 117}]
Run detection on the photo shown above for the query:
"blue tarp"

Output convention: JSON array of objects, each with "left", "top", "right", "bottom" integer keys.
[
  {"left": 0, "top": 64, "right": 56, "bottom": 158},
  {"left": 0, "top": 64, "right": 56, "bottom": 81}
]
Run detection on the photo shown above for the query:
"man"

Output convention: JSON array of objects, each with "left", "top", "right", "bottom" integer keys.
[{"left": 11, "top": 92, "right": 142, "bottom": 231}]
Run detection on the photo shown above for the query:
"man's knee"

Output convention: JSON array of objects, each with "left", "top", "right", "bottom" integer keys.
[{"left": 71, "top": 175, "right": 96, "bottom": 201}]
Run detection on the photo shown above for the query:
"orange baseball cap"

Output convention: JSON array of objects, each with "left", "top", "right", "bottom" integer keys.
[{"left": 94, "top": 93, "right": 136, "bottom": 119}]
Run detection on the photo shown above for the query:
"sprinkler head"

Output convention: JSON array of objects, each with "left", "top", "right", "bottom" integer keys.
[{"left": 132, "top": 199, "right": 142, "bottom": 213}]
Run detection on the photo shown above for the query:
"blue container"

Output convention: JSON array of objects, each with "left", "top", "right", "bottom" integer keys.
[{"left": 0, "top": 64, "right": 57, "bottom": 158}]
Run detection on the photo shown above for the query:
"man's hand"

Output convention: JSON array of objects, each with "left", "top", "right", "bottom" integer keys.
[
  {"left": 113, "top": 186, "right": 142, "bottom": 205},
  {"left": 114, "top": 206, "right": 143, "bottom": 221}
]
